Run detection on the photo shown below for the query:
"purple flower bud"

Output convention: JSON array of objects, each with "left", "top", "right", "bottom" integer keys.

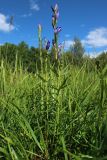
[
  {"left": 55, "top": 11, "right": 59, "bottom": 19},
  {"left": 54, "top": 4, "right": 59, "bottom": 19},
  {"left": 58, "top": 43, "right": 63, "bottom": 49},
  {"left": 46, "top": 40, "right": 50, "bottom": 50},
  {"left": 52, "top": 15, "right": 56, "bottom": 28},
  {"left": 51, "top": 4, "right": 59, "bottom": 20},
  {"left": 54, "top": 27, "right": 61, "bottom": 34},
  {"left": 54, "top": 4, "right": 58, "bottom": 12}
]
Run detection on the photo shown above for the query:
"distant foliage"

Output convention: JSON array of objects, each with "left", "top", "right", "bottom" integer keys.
[
  {"left": 95, "top": 52, "right": 107, "bottom": 69},
  {"left": 71, "top": 37, "right": 85, "bottom": 65},
  {"left": 1, "top": 3, "right": 107, "bottom": 159},
  {"left": 0, "top": 40, "right": 107, "bottom": 73},
  {"left": 0, "top": 42, "right": 48, "bottom": 72}
]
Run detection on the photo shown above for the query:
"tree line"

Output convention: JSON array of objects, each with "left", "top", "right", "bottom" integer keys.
[{"left": 0, "top": 38, "right": 107, "bottom": 73}]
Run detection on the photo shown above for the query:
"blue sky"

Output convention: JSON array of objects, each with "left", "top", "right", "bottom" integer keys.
[{"left": 0, "top": 0, "right": 107, "bottom": 56}]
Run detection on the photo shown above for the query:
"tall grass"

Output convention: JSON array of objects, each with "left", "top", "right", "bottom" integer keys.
[{"left": 0, "top": 55, "right": 107, "bottom": 160}]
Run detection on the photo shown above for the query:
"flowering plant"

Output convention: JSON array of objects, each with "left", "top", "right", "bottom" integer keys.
[{"left": 51, "top": 4, "right": 63, "bottom": 60}]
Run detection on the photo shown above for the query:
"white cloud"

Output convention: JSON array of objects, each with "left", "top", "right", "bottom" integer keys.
[
  {"left": 83, "top": 27, "right": 107, "bottom": 47},
  {"left": 64, "top": 40, "right": 74, "bottom": 49},
  {"left": 85, "top": 51, "right": 100, "bottom": 58},
  {"left": 86, "top": 50, "right": 107, "bottom": 58},
  {"left": 30, "top": 0, "right": 40, "bottom": 11},
  {"left": 0, "top": 13, "right": 15, "bottom": 32},
  {"left": 21, "top": 13, "right": 32, "bottom": 18}
]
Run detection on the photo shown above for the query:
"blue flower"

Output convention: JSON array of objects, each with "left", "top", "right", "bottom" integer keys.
[
  {"left": 46, "top": 40, "right": 50, "bottom": 50},
  {"left": 51, "top": 4, "right": 59, "bottom": 20},
  {"left": 55, "top": 11, "right": 59, "bottom": 19},
  {"left": 54, "top": 4, "right": 59, "bottom": 19},
  {"left": 54, "top": 27, "right": 61, "bottom": 34}
]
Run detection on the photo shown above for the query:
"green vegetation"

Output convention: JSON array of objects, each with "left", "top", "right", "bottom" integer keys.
[
  {"left": 0, "top": 47, "right": 107, "bottom": 159},
  {"left": 0, "top": 3, "right": 107, "bottom": 159}
]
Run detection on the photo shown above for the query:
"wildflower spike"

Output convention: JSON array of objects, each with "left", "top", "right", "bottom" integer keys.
[{"left": 46, "top": 40, "right": 50, "bottom": 50}]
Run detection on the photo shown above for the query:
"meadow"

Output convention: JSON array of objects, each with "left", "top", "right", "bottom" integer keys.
[
  {"left": 0, "top": 57, "right": 107, "bottom": 160},
  {"left": 0, "top": 3, "right": 107, "bottom": 160}
]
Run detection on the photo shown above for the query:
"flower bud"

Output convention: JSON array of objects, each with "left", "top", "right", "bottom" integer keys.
[
  {"left": 54, "top": 27, "right": 61, "bottom": 34},
  {"left": 46, "top": 40, "right": 50, "bottom": 50}
]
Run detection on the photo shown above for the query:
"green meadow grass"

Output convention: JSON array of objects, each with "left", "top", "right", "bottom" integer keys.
[{"left": 0, "top": 57, "right": 107, "bottom": 160}]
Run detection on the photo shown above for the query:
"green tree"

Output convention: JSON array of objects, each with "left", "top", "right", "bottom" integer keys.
[
  {"left": 17, "top": 41, "right": 30, "bottom": 68},
  {"left": 95, "top": 52, "right": 107, "bottom": 69},
  {"left": 71, "top": 37, "right": 85, "bottom": 65},
  {"left": 62, "top": 51, "right": 73, "bottom": 66},
  {"left": 0, "top": 43, "right": 17, "bottom": 66}
]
